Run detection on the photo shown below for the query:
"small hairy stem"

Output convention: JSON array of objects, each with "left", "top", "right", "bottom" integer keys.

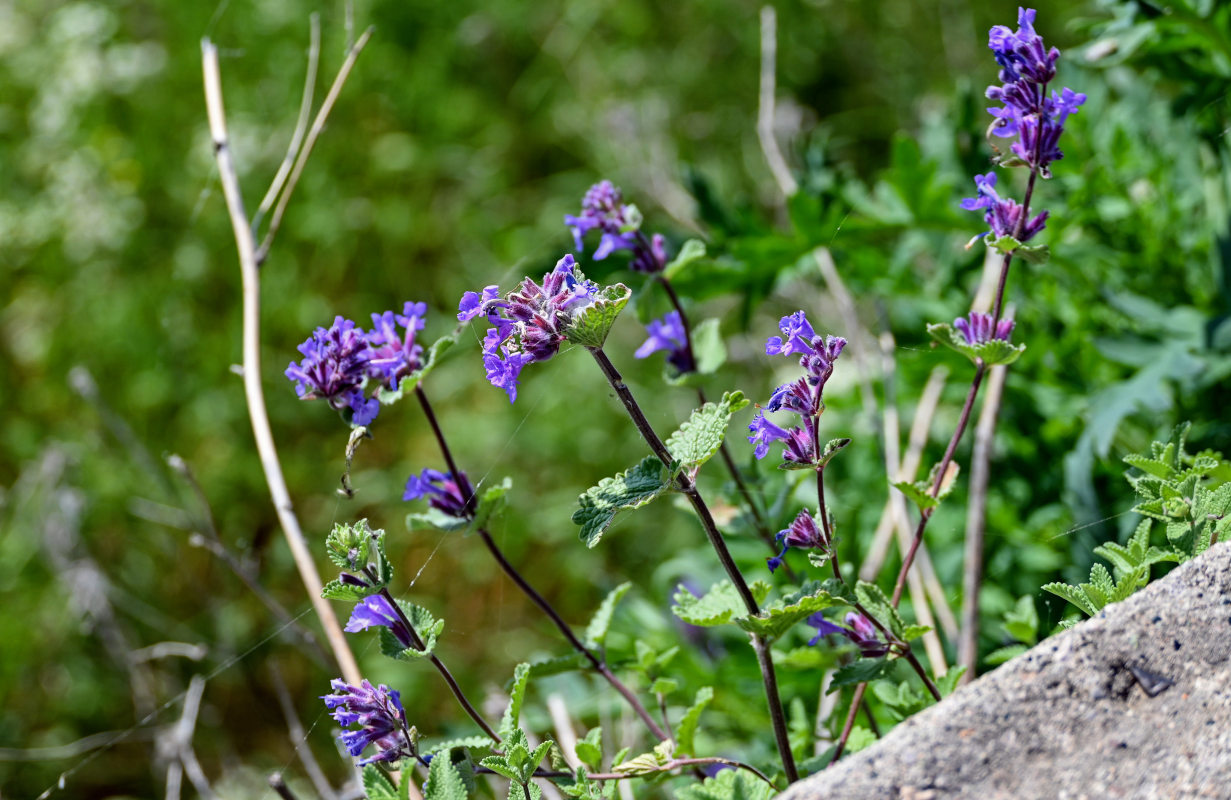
[
  {"left": 413, "top": 385, "right": 669, "bottom": 741},
  {"left": 587, "top": 347, "right": 798, "bottom": 783}
]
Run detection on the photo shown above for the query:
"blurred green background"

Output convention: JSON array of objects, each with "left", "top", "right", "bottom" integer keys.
[{"left": 3, "top": 0, "right": 1229, "bottom": 797}]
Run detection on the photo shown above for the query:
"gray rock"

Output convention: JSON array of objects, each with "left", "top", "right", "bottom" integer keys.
[{"left": 781, "top": 541, "right": 1231, "bottom": 800}]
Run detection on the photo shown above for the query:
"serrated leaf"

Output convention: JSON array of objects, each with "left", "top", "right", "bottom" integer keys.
[
  {"left": 424, "top": 747, "right": 469, "bottom": 800},
  {"left": 818, "top": 437, "right": 852, "bottom": 467},
  {"left": 663, "top": 238, "right": 707, "bottom": 280},
  {"left": 524, "top": 653, "right": 589, "bottom": 680},
  {"left": 379, "top": 600, "right": 444, "bottom": 660},
  {"left": 566, "top": 283, "right": 632, "bottom": 348},
  {"left": 584, "top": 582, "right": 633, "bottom": 649},
  {"left": 649, "top": 677, "right": 679, "bottom": 695},
  {"left": 1002, "top": 595, "right": 1038, "bottom": 645},
  {"left": 363, "top": 765, "right": 399, "bottom": 800},
  {"left": 575, "top": 728, "right": 602, "bottom": 770},
  {"left": 473, "top": 477, "right": 512, "bottom": 530},
  {"left": 854, "top": 580, "right": 904, "bottom": 639},
  {"left": 892, "top": 479, "right": 939, "bottom": 511},
  {"left": 612, "top": 752, "right": 663, "bottom": 777},
  {"left": 1088, "top": 563, "right": 1115, "bottom": 600},
  {"left": 424, "top": 735, "right": 496, "bottom": 755},
  {"left": 926, "top": 322, "right": 1025, "bottom": 367},
  {"left": 666, "top": 392, "right": 748, "bottom": 472},
  {"left": 480, "top": 756, "right": 520, "bottom": 781},
  {"left": 1042, "top": 581, "right": 1099, "bottom": 617},
  {"left": 326, "top": 519, "right": 374, "bottom": 570},
  {"left": 672, "top": 766, "right": 775, "bottom": 800},
  {"left": 572, "top": 456, "right": 672, "bottom": 548},
  {"left": 690, "top": 317, "right": 727, "bottom": 376},
  {"left": 671, "top": 580, "right": 772, "bottom": 627},
  {"left": 506, "top": 781, "right": 542, "bottom": 800},
  {"left": 985, "top": 234, "right": 1049, "bottom": 264},
  {"left": 934, "top": 666, "right": 966, "bottom": 697},
  {"left": 734, "top": 583, "right": 842, "bottom": 640},
  {"left": 674, "top": 686, "right": 714, "bottom": 756},
  {"left": 498, "top": 663, "right": 531, "bottom": 741},
  {"left": 985, "top": 644, "right": 1028, "bottom": 666},
  {"left": 828, "top": 657, "right": 894, "bottom": 692},
  {"left": 1123, "top": 454, "right": 1176, "bottom": 480},
  {"left": 407, "top": 507, "right": 470, "bottom": 533},
  {"left": 321, "top": 578, "right": 373, "bottom": 602},
  {"left": 377, "top": 333, "right": 458, "bottom": 405},
  {"left": 901, "top": 624, "right": 931, "bottom": 641}
]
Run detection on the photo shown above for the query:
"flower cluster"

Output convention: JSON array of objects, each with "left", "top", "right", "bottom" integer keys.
[
  {"left": 345, "top": 595, "right": 415, "bottom": 649},
  {"left": 747, "top": 311, "right": 846, "bottom": 464},
  {"left": 962, "top": 8, "right": 1084, "bottom": 242},
  {"left": 458, "top": 254, "right": 600, "bottom": 402},
  {"left": 284, "top": 302, "right": 429, "bottom": 425},
  {"left": 322, "top": 678, "right": 411, "bottom": 764},
  {"left": 404, "top": 468, "right": 473, "bottom": 519},
  {"left": 635, "top": 311, "right": 693, "bottom": 374},
  {"left": 767, "top": 509, "right": 827, "bottom": 573},
  {"left": 565, "top": 180, "right": 668, "bottom": 272},
  {"left": 806, "top": 612, "right": 888, "bottom": 658},
  {"left": 954, "top": 311, "right": 1016, "bottom": 345}
]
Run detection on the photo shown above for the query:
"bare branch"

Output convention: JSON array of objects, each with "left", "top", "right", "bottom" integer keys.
[
  {"left": 254, "top": 26, "right": 374, "bottom": 265},
  {"left": 270, "top": 663, "right": 340, "bottom": 800},
  {"left": 201, "top": 37, "right": 362, "bottom": 687},
  {"left": 757, "top": 6, "right": 797, "bottom": 196}
]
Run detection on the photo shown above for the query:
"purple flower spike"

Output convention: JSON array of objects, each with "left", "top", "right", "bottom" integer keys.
[
  {"left": 367, "top": 301, "right": 428, "bottom": 391},
  {"left": 403, "top": 468, "right": 473, "bottom": 519},
  {"left": 344, "top": 595, "right": 415, "bottom": 649},
  {"left": 322, "top": 678, "right": 410, "bottom": 764},
  {"left": 748, "top": 411, "right": 791, "bottom": 460},
  {"left": 635, "top": 311, "right": 693, "bottom": 374},
  {"left": 458, "top": 254, "right": 601, "bottom": 402},
  {"left": 285, "top": 316, "right": 380, "bottom": 425},
  {"left": 565, "top": 181, "right": 668, "bottom": 273},
  {"left": 954, "top": 311, "right": 1015, "bottom": 345},
  {"left": 767, "top": 509, "right": 826, "bottom": 573},
  {"left": 805, "top": 612, "right": 889, "bottom": 657},
  {"left": 960, "top": 173, "right": 1048, "bottom": 241}
]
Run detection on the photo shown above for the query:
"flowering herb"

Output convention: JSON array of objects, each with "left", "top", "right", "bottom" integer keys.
[
  {"left": 284, "top": 316, "right": 379, "bottom": 425},
  {"left": 953, "top": 311, "right": 1016, "bottom": 345},
  {"left": 806, "top": 612, "right": 889, "bottom": 658},
  {"left": 635, "top": 311, "right": 693, "bottom": 374},
  {"left": 960, "top": 172, "right": 1048, "bottom": 242},
  {"left": 767, "top": 509, "right": 826, "bottom": 573},
  {"left": 458, "top": 254, "right": 601, "bottom": 402},
  {"left": 566, "top": 180, "right": 668, "bottom": 272},
  {"left": 344, "top": 594, "right": 415, "bottom": 649},
  {"left": 366, "top": 301, "right": 428, "bottom": 391},
  {"left": 403, "top": 468, "right": 472, "bottom": 519},
  {"left": 321, "top": 678, "right": 412, "bottom": 765}
]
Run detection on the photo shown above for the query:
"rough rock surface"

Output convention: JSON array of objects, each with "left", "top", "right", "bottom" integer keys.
[{"left": 781, "top": 541, "right": 1231, "bottom": 800}]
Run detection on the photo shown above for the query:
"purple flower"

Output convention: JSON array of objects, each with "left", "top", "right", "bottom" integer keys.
[
  {"left": 285, "top": 317, "right": 377, "bottom": 422},
  {"left": 953, "top": 311, "right": 1015, "bottom": 345},
  {"left": 635, "top": 311, "right": 694, "bottom": 374},
  {"left": 747, "top": 411, "right": 791, "bottom": 460},
  {"left": 344, "top": 595, "right": 415, "bottom": 649},
  {"left": 960, "top": 173, "right": 1048, "bottom": 242},
  {"left": 366, "top": 302, "right": 428, "bottom": 391},
  {"left": 565, "top": 181, "right": 668, "bottom": 273},
  {"left": 322, "top": 679, "right": 410, "bottom": 764},
  {"left": 457, "top": 254, "right": 601, "bottom": 402},
  {"left": 403, "top": 468, "right": 473, "bottom": 519},
  {"left": 767, "top": 509, "right": 826, "bottom": 573},
  {"left": 806, "top": 612, "right": 889, "bottom": 657}
]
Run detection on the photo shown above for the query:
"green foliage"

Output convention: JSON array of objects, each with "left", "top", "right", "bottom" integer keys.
[
  {"left": 375, "top": 333, "right": 458, "bottom": 405},
  {"left": 498, "top": 663, "right": 532, "bottom": 741},
  {"left": 734, "top": 580, "right": 843, "bottom": 641},
  {"left": 566, "top": 283, "right": 632, "bottom": 349},
  {"left": 572, "top": 456, "right": 674, "bottom": 547},
  {"left": 380, "top": 600, "right": 445, "bottom": 661},
  {"left": 854, "top": 580, "right": 905, "bottom": 639},
  {"left": 926, "top": 322, "right": 1026, "bottom": 367},
  {"left": 892, "top": 462, "right": 960, "bottom": 512},
  {"left": 574, "top": 728, "right": 603, "bottom": 770},
  {"left": 670, "top": 580, "right": 772, "bottom": 627},
  {"left": 583, "top": 582, "right": 633, "bottom": 649},
  {"left": 663, "top": 239, "right": 708, "bottom": 281},
  {"left": 829, "top": 658, "right": 894, "bottom": 693},
  {"left": 665, "top": 391, "right": 749, "bottom": 473},
  {"left": 424, "top": 751, "right": 470, "bottom": 800},
  {"left": 362, "top": 765, "right": 400, "bottom": 800},
  {"left": 674, "top": 686, "right": 714, "bottom": 757},
  {"left": 934, "top": 666, "right": 967, "bottom": 697},
  {"left": 473, "top": 477, "right": 513, "bottom": 530},
  {"left": 672, "top": 769, "right": 774, "bottom": 800},
  {"left": 873, "top": 680, "right": 927, "bottom": 721}
]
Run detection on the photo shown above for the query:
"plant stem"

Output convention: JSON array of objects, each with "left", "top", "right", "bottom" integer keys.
[
  {"left": 587, "top": 346, "right": 798, "bottom": 782},
  {"left": 412, "top": 385, "right": 670, "bottom": 742},
  {"left": 831, "top": 683, "right": 866, "bottom": 763}
]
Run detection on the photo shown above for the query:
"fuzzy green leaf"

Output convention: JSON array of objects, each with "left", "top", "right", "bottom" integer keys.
[
  {"left": 498, "top": 663, "right": 531, "bottom": 741},
  {"left": 666, "top": 392, "right": 748, "bottom": 471},
  {"left": 584, "top": 582, "right": 633, "bottom": 649},
  {"left": 985, "top": 644, "right": 1029, "bottom": 666},
  {"left": 321, "top": 578, "right": 372, "bottom": 602},
  {"left": 378, "top": 600, "right": 444, "bottom": 661},
  {"left": 734, "top": 582, "right": 843, "bottom": 641},
  {"left": 326, "top": 519, "right": 375, "bottom": 571},
  {"left": 505, "top": 782, "right": 542, "bottom": 800},
  {"left": 818, "top": 437, "right": 852, "bottom": 467},
  {"left": 574, "top": 728, "right": 603, "bottom": 770},
  {"left": 892, "top": 479, "right": 939, "bottom": 511},
  {"left": 691, "top": 318, "right": 727, "bottom": 376},
  {"left": 566, "top": 283, "right": 632, "bottom": 348},
  {"left": 1041, "top": 581, "right": 1099, "bottom": 617},
  {"left": 663, "top": 238, "right": 707, "bottom": 280},
  {"left": 424, "top": 735, "right": 495, "bottom": 755},
  {"left": 829, "top": 657, "right": 894, "bottom": 692},
  {"left": 1002, "top": 596, "right": 1039, "bottom": 645},
  {"left": 480, "top": 756, "right": 519, "bottom": 781},
  {"left": 363, "top": 765, "right": 400, "bottom": 800},
  {"left": 854, "top": 580, "right": 904, "bottom": 639},
  {"left": 901, "top": 624, "right": 931, "bottom": 642},
  {"left": 376, "top": 333, "right": 458, "bottom": 405},
  {"left": 473, "top": 477, "right": 513, "bottom": 530},
  {"left": 524, "top": 653, "right": 589, "bottom": 680},
  {"left": 674, "top": 686, "right": 714, "bottom": 756},
  {"left": 407, "top": 507, "right": 470, "bottom": 533},
  {"left": 423, "top": 748, "right": 470, "bottom": 800},
  {"left": 672, "top": 766, "right": 774, "bottom": 800},
  {"left": 671, "top": 580, "right": 772, "bottom": 627},
  {"left": 926, "top": 322, "right": 1025, "bottom": 367},
  {"left": 572, "top": 456, "right": 673, "bottom": 548},
  {"left": 935, "top": 666, "right": 967, "bottom": 697}
]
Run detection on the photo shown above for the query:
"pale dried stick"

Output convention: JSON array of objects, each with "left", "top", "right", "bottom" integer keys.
[
  {"left": 201, "top": 38, "right": 361, "bottom": 686},
  {"left": 270, "top": 663, "right": 340, "bottom": 800},
  {"left": 859, "top": 365, "right": 947, "bottom": 580},
  {"left": 255, "top": 26, "right": 374, "bottom": 265},
  {"left": 958, "top": 358, "right": 1009, "bottom": 682}
]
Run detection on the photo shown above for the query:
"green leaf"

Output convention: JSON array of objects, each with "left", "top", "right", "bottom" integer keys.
[
  {"left": 565, "top": 283, "right": 632, "bottom": 348},
  {"left": 901, "top": 624, "right": 931, "bottom": 642},
  {"left": 734, "top": 582, "right": 843, "bottom": 641},
  {"left": 934, "top": 666, "right": 966, "bottom": 697},
  {"left": 873, "top": 680, "right": 926, "bottom": 720},
  {"left": 892, "top": 479, "right": 939, "bottom": 511},
  {"left": 524, "top": 653, "right": 589, "bottom": 680},
  {"left": 376, "top": 332, "right": 458, "bottom": 405},
  {"left": 663, "top": 238, "right": 707, "bottom": 280},
  {"left": 326, "top": 519, "right": 375, "bottom": 571},
  {"left": 574, "top": 728, "right": 603, "bottom": 770},
  {"left": 505, "top": 782, "right": 542, "bottom": 800},
  {"left": 363, "top": 765, "right": 399, "bottom": 800},
  {"left": 320, "top": 578, "right": 372, "bottom": 602},
  {"left": 379, "top": 600, "right": 444, "bottom": 661},
  {"left": 572, "top": 456, "right": 673, "bottom": 548},
  {"left": 854, "top": 581, "right": 904, "bottom": 639},
  {"left": 498, "top": 663, "right": 531, "bottom": 740},
  {"left": 1002, "top": 596, "right": 1039, "bottom": 645},
  {"left": 424, "top": 747, "right": 470, "bottom": 800},
  {"left": 829, "top": 657, "right": 894, "bottom": 692},
  {"left": 480, "top": 756, "right": 520, "bottom": 781},
  {"left": 672, "top": 767, "right": 775, "bottom": 800},
  {"left": 424, "top": 735, "right": 496, "bottom": 755},
  {"left": 473, "top": 477, "right": 513, "bottom": 530},
  {"left": 407, "top": 507, "right": 470, "bottom": 533},
  {"left": 690, "top": 318, "right": 727, "bottom": 376},
  {"left": 671, "top": 580, "right": 772, "bottom": 627},
  {"left": 817, "top": 437, "right": 852, "bottom": 467},
  {"left": 674, "top": 686, "right": 713, "bottom": 756},
  {"left": 985, "top": 644, "right": 1028, "bottom": 666},
  {"left": 649, "top": 677, "right": 679, "bottom": 695},
  {"left": 926, "top": 322, "right": 1026, "bottom": 367},
  {"left": 666, "top": 391, "right": 748, "bottom": 472},
  {"left": 1041, "top": 581, "right": 1099, "bottom": 617},
  {"left": 584, "top": 582, "right": 633, "bottom": 649}
]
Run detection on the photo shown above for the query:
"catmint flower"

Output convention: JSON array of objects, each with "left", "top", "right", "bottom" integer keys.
[
  {"left": 345, "top": 595, "right": 415, "bottom": 649},
  {"left": 565, "top": 181, "right": 668, "bottom": 273},
  {"left": 458, "top": 254, "right": 600, "bottom": 402},
  {"left": 767, "top": 509, "right": 826, "bottom": 573},
  {"left": 285, "top": 316, "right": 380, "bottom": 426},
  {"left": 404, "top": 468, "right": 473, "bottom": 519},
  {"left": 366, "top": 301, "right": 428, "bottom": 391},
  {"left": 748, "top": 411, "right": 814, "bottom": 464},
  {"left": 960, "top": 173, "right": 1048, "bottom": 242},
  {"left": 954, "top": 311, "right": 1015, "bottom": 345},
  {"left": 322, "top": 679, "right": 411, "bottom": 764},
  {"left": 806, "top": 612, "right": 889, "bottom": 657},
  {"left": 635, "top": 311, "right": 693, "bottom": 374}
]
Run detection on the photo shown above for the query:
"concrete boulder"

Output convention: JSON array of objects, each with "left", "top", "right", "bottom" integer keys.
[{"left": 780, "top": 541, "right": 1231, "bottom": 799}]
